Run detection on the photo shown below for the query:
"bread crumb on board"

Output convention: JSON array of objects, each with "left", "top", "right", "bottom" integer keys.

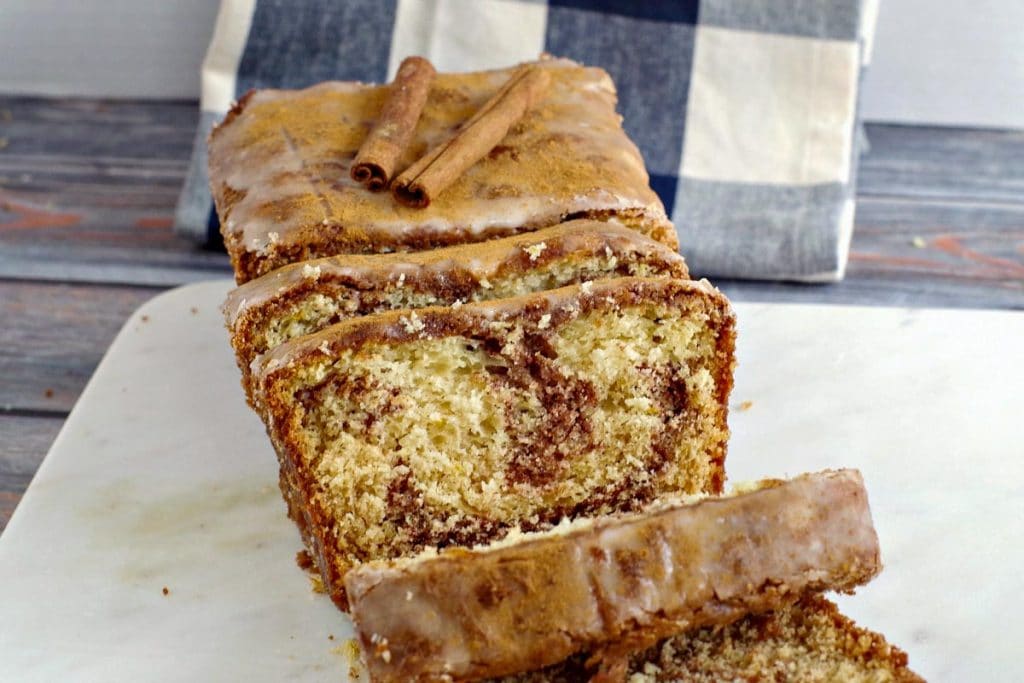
[
  {"left": 330, "top": 639, "right": 364, "bottom": 681},
  {"left": 293, "top": 549, "right": 326, "bottom": 592},
  {"left": 295, "top": 550, "right": 314, "bottom": 570}
]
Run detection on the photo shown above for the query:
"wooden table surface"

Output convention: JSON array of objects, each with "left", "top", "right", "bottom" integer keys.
[{"left": 1, "top": 96, "right": 1022, "bottom": 532}]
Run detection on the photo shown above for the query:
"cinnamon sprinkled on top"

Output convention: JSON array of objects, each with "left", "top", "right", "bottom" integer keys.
[{"left": 209, "top": 58, "right": 670, "bottom": 281}]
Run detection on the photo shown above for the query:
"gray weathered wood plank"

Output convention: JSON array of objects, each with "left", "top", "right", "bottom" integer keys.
[
  {"left": 0, "top": 240, "right": 233, "bottom": 286},
  {"left": 0, "top": 96, "right": 198, "bottom": 161},
  {"left": 0, "top": 281, "right": 156, "bottom": 413},
  {"left": 0, "top": 95, "right": 231, "bottom": 283},
  {"left": 0, "top": 415, "right": 63, "bottom": 532},
  {"left": 851, "top": 196, "right": 1024, "bottom": 301},
  {"left": 720, "top": 271, "right": 1023, "bottom": 310},
  {"left": 859, "top": 124, "right": 1024, "bottom": 205}
]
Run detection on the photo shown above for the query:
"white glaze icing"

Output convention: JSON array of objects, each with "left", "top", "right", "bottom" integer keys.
[{"left": 208, "top": 59, "right": 667, "bottom": 259}]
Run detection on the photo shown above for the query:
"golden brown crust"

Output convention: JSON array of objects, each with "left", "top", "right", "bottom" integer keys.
[
  {"left": 344, "top": 470, "right": 881, "bottom": 683},
  {"left": 223, "top": 220, "right": 689, "bottom": 406},
  {"left": 258, "top": 277, "right": 735, "bottom": 610},
  {"left": 208, "top": 58, "right": 673, "bottom": 283}
]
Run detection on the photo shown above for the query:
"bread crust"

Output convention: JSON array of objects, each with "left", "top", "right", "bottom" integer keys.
[
  {"left": 208, "top": 58, "right": 674, "bottom": 283},
  {"left": 344, "top": 470, "right": 880, "bottom": 682},
  {"left": 257, "top": 277, "right": 735, "bottom": 610}
]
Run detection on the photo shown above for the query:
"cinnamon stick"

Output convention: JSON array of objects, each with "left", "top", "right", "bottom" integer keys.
[
  {"left": 351, "top": 56, "right": 436, "bottom": 192},
  {"left": 392, "top": 65, "right": 551, "bottom": 209}
]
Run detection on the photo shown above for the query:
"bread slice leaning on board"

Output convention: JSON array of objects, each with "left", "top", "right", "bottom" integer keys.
[{"left": 345, "top": 469, "right": 882, "bottom": 682}]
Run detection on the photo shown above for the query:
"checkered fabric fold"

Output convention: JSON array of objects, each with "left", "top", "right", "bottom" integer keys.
[{"left": 176, "top": 0, "right": 876, "bottom": 282}]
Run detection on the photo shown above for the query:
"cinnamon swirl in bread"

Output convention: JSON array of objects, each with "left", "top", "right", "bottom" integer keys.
[
  {"left": 255, "top": 277, "right": 734, "bottom": 610},
  {"left": 345, "top": 470, "right": 882, "bottom": 682},
  {"left": 505, "top": 594, "right": 923, "bottom": 683},
  {"left": 225, "top": 220, "right": 688, "bottom": 406}
]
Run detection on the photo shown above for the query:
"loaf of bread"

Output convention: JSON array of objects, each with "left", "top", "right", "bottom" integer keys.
[
  {"left": 209, "top": 58, "right": 675, "bottom": 283},
  {"left": 502, "top": 594, "right": 923, "bottom": 682},
  {"left": 256, "top": 276, "right": 735, "bottom": 609},
  {"left": 345, "top": 470, "right": 881, "bottom": 683},
  {"left": 224, "top": 220, "right": 689, "bottom": 406},
  {"left": 210, "top": 54, "right": 919, "bottom": 681}
]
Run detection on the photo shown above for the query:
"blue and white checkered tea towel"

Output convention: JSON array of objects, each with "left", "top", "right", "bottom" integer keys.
[{"left": 176, "top": 0, "right": 877, "bottom": 282}]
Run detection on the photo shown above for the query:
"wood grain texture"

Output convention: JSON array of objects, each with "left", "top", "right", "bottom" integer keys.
[
  {"left": 859, "top": 124, "right": 1024, "bottom": 204},
  {"left": 851, "top": 197, "right": 1024, "bottom": 290},
  {"left": 0, "top": 96, "right": 232, "bottom": 285},
  {"left": 723, "top": 197, "right": 1024, "bottom": 310},
  {"left": 0, "top": 281, "right": 156, "bottom": 413},
  {"left": 720, "top": 272, "right": 1022, "bottom": 310},
  {"left": 0, "top": 415, "right": 62, "bottom": 532},
  {"left": 0, "top": 96, "right": 193, "bottom": 218}
]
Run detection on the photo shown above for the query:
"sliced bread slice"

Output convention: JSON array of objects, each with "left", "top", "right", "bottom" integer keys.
[
  {"left": 256, "top": 277, "right": 735, "bottom": 609},
  {"left": 504, "top": 594, "right": 923, "bottom": 683},
  {"left": 225, "top": 220, "right": 689, "bottom": 406},
  {"left": 345, "top": 470, "right": 880, "bottom": 682}
]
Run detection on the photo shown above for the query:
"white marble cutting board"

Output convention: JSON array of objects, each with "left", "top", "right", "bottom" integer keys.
[{"left": 0, "top": 281, "right": 1021, "bottom": 682}]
